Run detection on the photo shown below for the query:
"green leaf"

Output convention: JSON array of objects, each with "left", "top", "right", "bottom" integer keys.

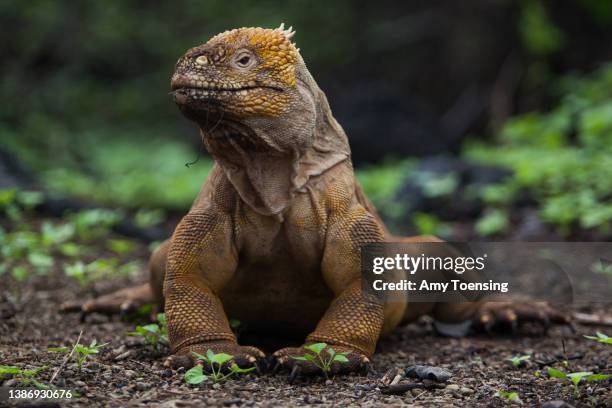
[
  {"left": 0, "top": 365, "right": 22, "bottom": 376},
  {"left": 156, "top": 313, "right": 166, "bottom": 325},
  {"left": 206, "top": 349, "right": 215, "bottom": 362},
  {"left": 107, "top": 239, "right": 136, "bottom": 255},
  {"left": 229, "top": 364, "right": 255, "bottom": 374},
  {"left": 291, "top": 356, "right": 308, "bottom": 361},
  {"left": 326, "top": 347, "right": 336, "bottom": 358},
  {"left": 27, "top": 252, "right": 54, "bottom": 272},
  {"left": 547, "top": 367, "right": 567, "bottom": 379},
  {"left": 333, "top": 354, "right": 349, "bottom": 363},
  {"left": 585, "top": 373, "right": 612, "bottom": 382},
  {"left": 12, "top": 266, "right": 28, "bottom": 281},
  {"left": 191, "top": 352, "right": 208, "bottom": 362},
  {"left": 496, "top": 391, "right": 520, "bottom": 403},
  {"left": 567, "top": 371, "right": 592, "bottom": 386},
  {"left": 30, "top": 379, "right": 49, "bottom": 389},
  {"left": 141, "top": 324, "right": 160, "bottom": 334},
  {"left": 184, "top": 365, "right": 207, "bottom": 385},
  {"left": 584, "top": 332, "right": 612, "bottom": 344},
  {"left": 211, "top": 353, "right": 233, "bottom": 366},
  {"left": 305, "top": 343, "right": 327, "bottom": 355},
  {"left": 475, "top": 209, "right": 509, "bottom": 236}
]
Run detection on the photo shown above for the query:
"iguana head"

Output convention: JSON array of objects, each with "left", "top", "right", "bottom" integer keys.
[
  {"left": 171, "top": 24, "right": 306, "bottom": 138},
  {"left": 171, "top": 25, "right": 350, "bottom": 216}
]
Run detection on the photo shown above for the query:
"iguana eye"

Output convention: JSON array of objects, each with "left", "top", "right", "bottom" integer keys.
[{"left": 233, "top": 51, "right": 256, "bottom": 69}]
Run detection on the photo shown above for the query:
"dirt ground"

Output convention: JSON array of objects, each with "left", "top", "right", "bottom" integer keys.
[{"left": 1, "top": 252, "right": 611, "bottom": 407}]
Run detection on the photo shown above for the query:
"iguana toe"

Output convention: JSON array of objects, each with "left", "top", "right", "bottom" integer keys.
[
  {"left": 272, "top": 345, "right": 370, "bottom": 381},
  {"left": 60, "top": 283, "right": 154, "bottom": 316},
  {"left": 165, "top": 342, "right": 266, "bottom": 372},
  {"left": 474, "top": 301, "right": 569, "bottom": 333}
]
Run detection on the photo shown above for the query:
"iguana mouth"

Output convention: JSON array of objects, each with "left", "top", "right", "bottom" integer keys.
[
  {"left": 171, "top": 76, "right": 283, "bottom": 96},
  {"left": 172, "top": 86, "right": 281, "bottom": 99}
]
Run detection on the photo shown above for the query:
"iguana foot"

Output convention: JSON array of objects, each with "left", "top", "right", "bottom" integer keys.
[
  {"left": 474, "top": 301, "right": 570, "bottom": 332},
  {"left": 272, "top": 345, "right": 370, "bottom": 381},
  {"left": 165, "top": 341, "right": 266, "bottom": 372},
  {"left": 60, "top": 283, "right": 154, "bottom": 315}
]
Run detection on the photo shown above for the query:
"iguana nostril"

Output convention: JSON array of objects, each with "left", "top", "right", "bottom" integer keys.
[{"left": 195, "top": 55, "right": 209, "bottom": 66}]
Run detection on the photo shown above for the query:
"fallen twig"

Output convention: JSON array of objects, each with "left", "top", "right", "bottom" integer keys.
[
  {"left": 50, "top": 330, "right": 83, "bottom": 384},
  {"left": 573, "top": 312, "right": 612, "bottom": 327}
]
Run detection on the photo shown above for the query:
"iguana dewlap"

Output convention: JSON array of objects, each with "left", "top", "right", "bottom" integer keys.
[{"left": 63, "top": 25, "right": 566, "bottom": 375}]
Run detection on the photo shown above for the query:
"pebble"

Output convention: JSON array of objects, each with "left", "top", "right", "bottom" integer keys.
[
  {"left": 325, "top": 379, "right": 333, "bottom": 386},
  {"left": 542, "top": 402, "right": 575, "bottom": 408},
  {"left": 74, "top": 380, "right": 86, "bottom": 387},
  {"left": 4, "top": 379, "right": 20, "bottom": 387},
  {"left": 206, "top": 398, "right": 217, "bottom": 405},
  {"left": 124, "top": 370, "right": 138, "bottom": 379},
  {"left": 223, "top": 398, "right": 242, "bottom": 406},
  {"left": 446, "top": 384, "right": 460, "bottom": 391},
  {"left": 460, "top": 387, "right": 474, "bottom": 395},
  {"left": 135, "top": 382, "right": 149, "bottom": 391}
]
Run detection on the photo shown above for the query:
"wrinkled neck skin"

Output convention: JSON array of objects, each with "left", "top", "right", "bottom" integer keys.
[{"left": 194, "top": 62, "right": 351, "bottom": 219}]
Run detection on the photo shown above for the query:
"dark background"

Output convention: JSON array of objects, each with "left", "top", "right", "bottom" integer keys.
[{"left": 1, "top": 0, "right": 612, "bottom": 240}]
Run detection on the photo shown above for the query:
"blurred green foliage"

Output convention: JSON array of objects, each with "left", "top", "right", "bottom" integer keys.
[
  {"left": 1, "top": 0, "right": 611, "bottom": 241},
  {"left": 356, "top": 160, "right": 414, "bottom": 222},
  {"left": 519, "top": 0, "right": 565, "bottom": 56},
  {"left": 0, "top": 192, "right": 141, "bottom": 283},
  {"left": 41, "top": 138, "right": 212, "bottom": 210},
  {"left": 466, "top": 65, "right": 612, "bottom": 235}
]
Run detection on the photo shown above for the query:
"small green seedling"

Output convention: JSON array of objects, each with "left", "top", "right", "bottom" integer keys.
[
  {"left": 547, "top": 367, "right": 612, "bottom": 396},
  {"left": 584, "top": 332, "right": 612, "bottom": 345},
  {"left": 184, "top": 350, "right": 255, "bottom": 384},
  {"left": 507, "top": 355, "right": 531, "bottom": 368},
  {"left": 0, "top": 365, "right": 48, "bottom": 389},
  {"left": 73, "top": 340, "right": 107, "bottom": 371},
  {"left": 128, "top": 313, "right": 168, "bottom": 351},
  {"left": 495, "top": 390, "right": 522, "bottom": 405},
  {"left": 291, "top": 343, "right": 350, "bottom": 378}
]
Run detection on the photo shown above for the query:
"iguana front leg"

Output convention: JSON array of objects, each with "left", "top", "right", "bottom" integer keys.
[
  {"left": 164, "top": 210, "right": 265, "bottom": 368},
  {"left": 273, "top": 206, "right": 386, "bottom": 376}
]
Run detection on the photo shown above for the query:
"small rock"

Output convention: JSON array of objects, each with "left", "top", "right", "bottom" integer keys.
[
  {"left": 446, "top": 384, "right": 460, "bottom": 391},
  {"left": 135, "top": 382, "right": 149, "bottom": 391},
  {"left": 223, "top": 398, "right": 242, "bottom": 406},
  {"left": 161, "top": 369, "right": 173, "bottom": 377},
  {"left": 460, "top": 387, "right": 474, "bottom": 396},
  {"left": 4, "top": 379, "right": 20, "bottom": 387},
  {"left": 354, "top": 384, "right": 376, "bottom": 392},
  {"left": 124, "top": 370, "right": 138, "bottom": 379},
  {"left": 74, "top": 380, "right": 86, "bottom": 387},
  {"left": 405, "top": 365, "right": 452, "bottom": 382},
  {"left": 114, "top": 350, "right": 133, "bottom": 361},
  {"left": 212, "top": 383, "right": 221, "bottom": 389},
  {"left": 325, "top": 379, "right": 333, "bottom": 386},
  {"left": 542, "top": 402, "right": 575, "bottom": 408}
]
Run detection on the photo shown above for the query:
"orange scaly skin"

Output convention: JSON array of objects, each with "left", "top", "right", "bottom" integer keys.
[{"left": 62, "top": 25, "right": 568, "bottom": 376}]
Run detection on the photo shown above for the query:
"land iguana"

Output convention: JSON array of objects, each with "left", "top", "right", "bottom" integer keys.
[{"left": 62, "top": 25, "right": 567, "bottom": 375}]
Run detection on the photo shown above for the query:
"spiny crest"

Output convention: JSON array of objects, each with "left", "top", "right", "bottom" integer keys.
[{"left": 209, "top": 25, "right": 300, "bottom": 56}]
